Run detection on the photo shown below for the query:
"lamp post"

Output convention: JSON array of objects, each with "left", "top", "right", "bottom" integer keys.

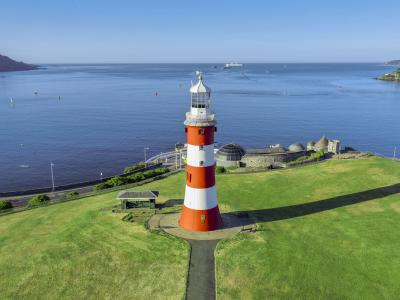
[
  {"left": 50, "top": 162, "right": 55, "bottom": 193},
  {"left": 144, "top": 147, "right": 150, "bottom": 167},
  {"left": 100, "top": 171, "right": 103, "bottom": 181}
]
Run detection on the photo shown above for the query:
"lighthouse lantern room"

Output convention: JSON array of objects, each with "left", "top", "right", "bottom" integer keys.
[{"left": 179, "top": 71, "right": 223, "bottom": 231}]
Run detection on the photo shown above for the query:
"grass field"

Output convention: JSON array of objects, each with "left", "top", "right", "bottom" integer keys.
[
  {"left": 215, "top": 157, "right": 400, "bottom": 299},
  {"left": 0, "top": 190, "right": 188, "bottom": 300},
  {"left": 1, "top": 157, "right": 400, "bottom": 299}
]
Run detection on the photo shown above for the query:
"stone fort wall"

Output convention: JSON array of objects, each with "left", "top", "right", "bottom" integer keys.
[{"left": 240, "top": 151, "right": 306, "bottom": 167}]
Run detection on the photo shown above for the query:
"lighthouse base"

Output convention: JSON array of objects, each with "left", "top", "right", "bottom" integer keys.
[{"left": 179, "top": 205, "right": 222, "bottom": 231}]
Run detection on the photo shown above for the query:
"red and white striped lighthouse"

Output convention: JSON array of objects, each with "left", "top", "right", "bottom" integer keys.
[{"left": 179, "top": 71, "right": 222, "bottom": 231}]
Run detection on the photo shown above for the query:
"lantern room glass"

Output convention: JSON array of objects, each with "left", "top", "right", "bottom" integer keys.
[{"left": 191, "top": 91, "right": 211, "bottom": 108}]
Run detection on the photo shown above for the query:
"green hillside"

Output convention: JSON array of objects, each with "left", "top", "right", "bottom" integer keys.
[{"left": 1, "top": 157, "right": 400, "bottom": 299}]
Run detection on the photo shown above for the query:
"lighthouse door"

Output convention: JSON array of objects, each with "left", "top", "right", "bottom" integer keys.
[{"left": 200, "top": 214, "right": 206, "bottom": 224}]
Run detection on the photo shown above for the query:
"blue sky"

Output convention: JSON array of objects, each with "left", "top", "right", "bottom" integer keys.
[{"left": 1, "top": 0, "right": 399, "bottom": 63}]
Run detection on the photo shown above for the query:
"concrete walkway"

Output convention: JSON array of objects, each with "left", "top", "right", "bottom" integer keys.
[
  {"left": 186, "top": 239, "right": 220, "bottom": 300},
  {"left": 149, "top": 212, "right": 254, "bottom": 300}
]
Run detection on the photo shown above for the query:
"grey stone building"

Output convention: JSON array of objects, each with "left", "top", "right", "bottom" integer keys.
[
  {"left": 215, "top": 136, "right": 341, "bottom": 169},
  {"left": 215, "top": 143, "right": 246, "bottom": 167},
  {"left": 240, "top": 144, "right": 307, "bottom": 168}
]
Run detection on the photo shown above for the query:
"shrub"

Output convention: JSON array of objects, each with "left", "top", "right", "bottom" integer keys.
[
  {"left": 143, "top": 170, "right": 156, "bottom": 179},
  {"left": 66, "top": 191, "right": 79, "bottom": 199},
  {"left": 287, "top": 155, "right": 311, "bottom": 166},
  {"left": 311, "top": 150, "right": 325, "bottom": 160},
  {"left": 127, "top": 173, "right": 145, "bottom": 183},
  {"left": 0, "top": 200, "right": 13, "bottom": 210},
  {"left": 93, "top": 168, "right": 170, "bottom": 191},
  {"left": 28, "top": 194, "right": 50, "bottom": 207},
  {"left": 94, "top": 182, "right": 110, "bottom": 191},
  {"left": 106, "top": 176, "right": 127, "bottom": 187},
  {"left": 124, "top": 161, "right": 145, "bottom": 174},
  {"left": 216, "top": 166, "right": 226, "bottom": 174}
]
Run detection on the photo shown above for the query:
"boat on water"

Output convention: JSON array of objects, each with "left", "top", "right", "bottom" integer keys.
[{"left": 223, "top": 62, "right": 243, "bottom": 69}]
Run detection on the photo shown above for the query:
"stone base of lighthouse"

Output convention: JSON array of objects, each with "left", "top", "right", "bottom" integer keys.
[{"left": 179, "top": 205, "right": 222, "bottom": 231}]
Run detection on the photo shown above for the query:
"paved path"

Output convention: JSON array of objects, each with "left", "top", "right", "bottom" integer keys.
[
  {"left": 186, "top": 239, "right": 220, "bottom": 300},
  {"left": 149, "top": 212, "right": 255, "bottom": 300}
]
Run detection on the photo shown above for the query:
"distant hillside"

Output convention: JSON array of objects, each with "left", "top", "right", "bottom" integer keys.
[
  {"left": 385, "top": 60, "right": 400, "bottom": 65},
  {"left": 378, "top": 69, "right": 400, "bottom": 82},
  {"left": 0, "top": 54, "right": 38, "bottom": 72}
]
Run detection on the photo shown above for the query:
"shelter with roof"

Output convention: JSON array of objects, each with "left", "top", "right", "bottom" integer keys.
[{"left": 117, "top": 191, "right": 158, "bottom": 209}]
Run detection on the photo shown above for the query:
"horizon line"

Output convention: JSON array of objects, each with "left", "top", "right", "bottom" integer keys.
[{"left": 32, "top": 61, "right": 386, "bottom": 65}]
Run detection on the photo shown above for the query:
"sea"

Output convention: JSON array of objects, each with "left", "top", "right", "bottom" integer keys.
[{"left": 1, "top": 63, "right": 399, "bottom": 192}]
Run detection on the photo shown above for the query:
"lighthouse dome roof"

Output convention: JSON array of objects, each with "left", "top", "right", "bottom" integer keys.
[{"left": 190, "top": 71, "right": 211, "bottom": 94}]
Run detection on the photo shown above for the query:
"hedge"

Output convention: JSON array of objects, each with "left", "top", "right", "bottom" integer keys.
[
  {"left": 94, "top": 167, "right": 170, "bottom": 191},
  {"left": 124, "top": 161, "right": 145, "bottom": 174}
]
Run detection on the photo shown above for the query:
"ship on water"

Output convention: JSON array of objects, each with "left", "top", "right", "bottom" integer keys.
[{"left": 223, "top": 62, "right": 243, "bottom": 69}]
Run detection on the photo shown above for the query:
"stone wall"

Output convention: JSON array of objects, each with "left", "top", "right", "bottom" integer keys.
[
  {"left": 215, "top": 159, "right": 240, "bottom": 167},
  {"left": 240, "top": 151, "right": 306, "bottom": 167}
]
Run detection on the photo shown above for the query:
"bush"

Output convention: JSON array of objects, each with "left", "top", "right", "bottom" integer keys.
[
  {"left": 216, "top": 166, "right": 226, "bottom": 174},
  {"left": 66, "top": 191, "right": 79, "bottom": 199},
  {"left": 93, "top": 168, "right": 170, "bottom": 191},
  {"left": 0, "top": 200, "right": 13, "bottom": 210},
  {"left": 126, "top": 173, "right": 145, "bottom": 183},
  {"left": 124, "top": 161, "right": 145, "bottom": 174},
  {"left": 311, "top": 150, "right": 325, "bottom": 160},
  {"left": 106, "top": 176, "right": 127, "bottom": 187},
  {"left": 94, "top": 182, "right": 110, "bottom": 191},
  {"left": 287, "top": 155, "right": 311, "bottom": 166},
  {"left": 28, "top": 194, "right": 50, "bottom": 207}
]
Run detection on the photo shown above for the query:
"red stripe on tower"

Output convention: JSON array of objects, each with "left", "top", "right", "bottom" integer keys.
[{"left": 179, "top": 71, "right": 222, "bottom": 231}]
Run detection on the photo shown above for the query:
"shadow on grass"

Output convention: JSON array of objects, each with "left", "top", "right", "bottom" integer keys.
[
  {"left": 157, "top": 199, "right": 183, "bottom": 209},
  {"left": 232, "top": 183, "right": 400, "bottom": 222}
]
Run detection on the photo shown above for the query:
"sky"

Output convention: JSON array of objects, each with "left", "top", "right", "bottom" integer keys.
[{"left": 1, "top": 0, "right": 399, "bottom": 63}]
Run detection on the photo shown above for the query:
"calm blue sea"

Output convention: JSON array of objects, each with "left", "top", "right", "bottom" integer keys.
[{"left": 0, "top": 63, "right": 399, "bottom": 192}]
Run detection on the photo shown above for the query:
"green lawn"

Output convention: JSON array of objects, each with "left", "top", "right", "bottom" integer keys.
[
  {"left": 215, "top": 157, "right": 400, "bottom": 299},
  {"left": 1, "top": 157, "right": 400, "bottom": 299},
  {"left": 0, "top": 190, "right": 188, "bottom": 300}
]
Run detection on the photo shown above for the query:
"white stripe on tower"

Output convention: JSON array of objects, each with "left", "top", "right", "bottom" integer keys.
[
  {"left": 183, "top": 186, "right": 218, "bottom": 210},
  {"left": 186, "top": 144, "right": 215, "bottom": 167}
]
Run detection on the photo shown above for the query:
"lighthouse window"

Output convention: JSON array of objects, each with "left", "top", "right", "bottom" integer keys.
[
  {"left": 200, "top": 161, "right": 204, "bottom": 166},
  {"left": 189, "top": 173, "right": 192, "bottom": 182},
  {"left": 199, "top": 129, "right": 205, "bottom": 135},
  {"left": 199, "top": 145, "right": 204, "bottom": 150}
]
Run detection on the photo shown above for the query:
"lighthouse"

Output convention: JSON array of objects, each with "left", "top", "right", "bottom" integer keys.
[{"left": 179, "top": 71, "right": 222, "bottom": 231}]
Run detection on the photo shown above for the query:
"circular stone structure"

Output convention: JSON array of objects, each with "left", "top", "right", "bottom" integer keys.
[
  {"left": 288, "top": 143, "right": 305, "bottom": 152},
  {"left": 154, "top": 212, "right": 250, "bottom": 240},
  {"left": 215, "top": 143, "right": 246, "bottom": 167}
]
